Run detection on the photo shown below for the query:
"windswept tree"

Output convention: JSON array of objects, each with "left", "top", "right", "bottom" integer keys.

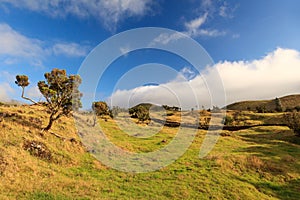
[
  {"left": 38, "top": 68, "right": 82, "bottom": 131},
  {"left": 15, "top": 75, "right": 37, "bottom": 104}
]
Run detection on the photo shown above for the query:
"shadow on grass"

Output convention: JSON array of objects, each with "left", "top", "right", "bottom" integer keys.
[
  {"left": 3, "top": 112, "right": 43, "bottom": 130},
  {"left": 234, "top": 127, "right": 300, "bottom": 199},
  {"left": 234, "top": 175, "right": 300, "bottom": 200},
  {"left": 238, "top": 127, "right": 300, "bottom": 156}
]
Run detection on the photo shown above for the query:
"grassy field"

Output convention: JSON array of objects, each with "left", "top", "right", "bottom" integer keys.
[{"left": 0, "top": 104, "right": 300, "bottom": 199}]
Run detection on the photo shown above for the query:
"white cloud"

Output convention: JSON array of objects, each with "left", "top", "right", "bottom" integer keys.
[
  {"left": 149, "top": 32, "right": 186, "bottom": 46},
  {"left": 0, "top": 0, "right": 155, "bottom": 31},
  {"left": 0, "top": 23, "right": 90, "bottom": 67},
  {"left": 219, "top": 5, "right": 227, "bottom": 18},
  {"left": 184, "top": 13, "right": 226, "bottom": 38},
  {"left": 108, "top": 48, "right": 300, "bottom": 109},
  {"left": 185, "top": 12, "right": 208, "bottom": 34},
  {"left": 177, "top": 66, "right": 198, "bottom": 81},
  {"left": 52, "top": 43, "right": 90, "bottom": 57},
  {"left": 219, "top": 1, "right": 236, "bottom": 19},
  {"left": 0, "top": 23, "right": 44, "bottom": 62}
]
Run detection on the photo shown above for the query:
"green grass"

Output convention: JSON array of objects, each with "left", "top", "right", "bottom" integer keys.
[{"left": 0, "top": 104, "right": 300, "bottom": 199}]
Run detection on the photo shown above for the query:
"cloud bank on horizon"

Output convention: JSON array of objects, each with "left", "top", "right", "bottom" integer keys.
[{"left": 108, "top": 48, "right": 300, "bottom": 109}]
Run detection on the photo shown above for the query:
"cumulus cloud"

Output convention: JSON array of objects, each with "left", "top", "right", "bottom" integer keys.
[
  {"left": 0, "top": 0, "right": 155, "bottom": 31},
  {"left": 215, "top": 48, "right": 300, "bottom": 104},
  {"left": 108, "top": 48, "right": 300, "bottom": 109},
  {"left": 0, "top": 23, "right": 90, "bottom": 67}
]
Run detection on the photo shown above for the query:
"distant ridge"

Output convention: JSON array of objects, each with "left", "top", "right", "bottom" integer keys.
[{"left": 226, "top": 94, "right": 300, "bottom": 112}]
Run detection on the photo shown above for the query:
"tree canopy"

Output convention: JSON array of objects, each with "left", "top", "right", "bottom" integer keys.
[{"left": 38, "top": 68, "right": 82, "bottom": 131}]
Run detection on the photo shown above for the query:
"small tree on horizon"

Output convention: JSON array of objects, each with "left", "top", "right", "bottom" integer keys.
[
  {"left": 275, "top": 97, "right": 283, "bottom": 112},
  {"left": 38, "top": 68, "right": 82, "bottom": 131},
  {"left": 15, "top": 75, "right": 37, "bottom": 104}
]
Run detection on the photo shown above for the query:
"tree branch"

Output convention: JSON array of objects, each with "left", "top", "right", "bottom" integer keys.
[{"left": 21, "top": 87, "right": 37, "bottom": 104}]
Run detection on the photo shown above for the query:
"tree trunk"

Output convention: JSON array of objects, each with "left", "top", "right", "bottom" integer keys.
[
  {"left": 44, "top": 116, "right": 54, "bottom": 131},
  {"left": 21, "top": 87, "right": 37, "bottom": 104}
]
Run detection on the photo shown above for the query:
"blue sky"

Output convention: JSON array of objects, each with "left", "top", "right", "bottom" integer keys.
[{"left": 0, "top": 0, "right": 299, "bottom": 109}]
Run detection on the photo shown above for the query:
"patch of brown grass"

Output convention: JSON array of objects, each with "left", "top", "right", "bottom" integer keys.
[
  {"left": 281, "top": 155, "right": 296, "bottom": 163},
  {"left": 0, "top": 148, "right": 8, "bottom": 176}
]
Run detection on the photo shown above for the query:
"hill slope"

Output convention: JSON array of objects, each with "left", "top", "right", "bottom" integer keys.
[
  {"left": 226, "top": 94, "right": 300, "bottom": 111},
  {"left": 0, "top": 103, "right": 300, "bottom": 199}
]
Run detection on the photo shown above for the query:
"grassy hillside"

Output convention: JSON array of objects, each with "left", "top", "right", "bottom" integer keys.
[
  {"left": 226, "top": 94, "right": 300, "bottom": 112},
  {"left": 0, "top": 104, "right": 300, "bottom": 199}
]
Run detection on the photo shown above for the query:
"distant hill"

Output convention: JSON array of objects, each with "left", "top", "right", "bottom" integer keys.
[
  {"left": 226, "top": 94, "right": 300, "bottom": 112},
  {"left": 130, "top": 103, "right": 156, "bottom": 110}
]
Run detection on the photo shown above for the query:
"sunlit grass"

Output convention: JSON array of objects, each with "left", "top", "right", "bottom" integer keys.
[{"left": 0, "top": 104, "right": 300, "bottom": 199}]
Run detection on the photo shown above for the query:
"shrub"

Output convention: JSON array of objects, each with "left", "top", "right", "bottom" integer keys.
[
  {"left": 129, "top": 105, "right": 150, "bottom": 122},
  {"left": 284, "top": 111, "right": 300, "bottom": 136},
  {"left": 256, "top": 105, "right": 266, "bottom": 113},
  {"left": 93, "top": 101, "right": 110, "bottom": 117},
  {"left": 223, "top": 116, "right": 234, "bottom": 126},
  {"left": 295, "top": 106, "right": 300, "bottom": 112}
]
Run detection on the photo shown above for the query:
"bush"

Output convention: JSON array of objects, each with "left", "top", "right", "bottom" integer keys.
[
  {"left": 93, "top": 101, "right": 110, "bottom": 117},
  {"left": 284, "top": 111, "right": 300, "bottom": 136},
  {"left": 256, "top": 105, "right": 266, "bottom": 113},
  {"left": 295, "top": 106, "right": 300, "bottom": 112},
  {"left": 223, "top": 116, "right": 234, "bottom": 126},
  {"left": 129, "top": 105, "right": 150, "bottom": 122}
]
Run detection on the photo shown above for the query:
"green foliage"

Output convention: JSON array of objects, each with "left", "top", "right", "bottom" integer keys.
[
  {"left": 223, "top": 116, "right": 234, "bottom": 126},
  {"left": 38, "top": 68, "right": 82, "bottom": 130},
  {"left": 129, "top": 104, "right": 150, "bottom": 122},
  {"left": 284, "top": 111, "right": 300, "bottom": 136},
  {"left": 162, "top": 105, "right": 181, "bottom": 111},
  {"left": 15, "top": 75, "right": 29, "bottom": 87},
  {"left": 136, "top": 106, "right": 150, "bottom": 122},
  {"left": 256, "top": 105, "right": 266, "bottom": 113},
  {"left": 92, "top": 101, "right": 109, "bottom": 116}
]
